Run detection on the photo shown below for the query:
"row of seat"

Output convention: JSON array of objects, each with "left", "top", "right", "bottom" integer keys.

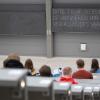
[{"left": 0, "top": 69, "right": 100, "bottom": 100}]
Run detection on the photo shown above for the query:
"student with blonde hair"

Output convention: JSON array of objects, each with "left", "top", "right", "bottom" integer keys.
[
  {"left": 7, "top": 53, "right": 20, "bottom": 61},
  {"left": 3, "top": 53, "right": 23, "bottom": 68}
]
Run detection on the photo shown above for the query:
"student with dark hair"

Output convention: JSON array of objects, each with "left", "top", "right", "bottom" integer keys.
[
  {"left": 39, "top": 65, "right": 52, "bottom": 77},
  {"left": 72, "top": 59, "right": 93, "bottom": 79},
  {"left": 25, "top": 59, "right": 36, "bottom": 76},
  {"left": 90, "top": 59, "right": 99, "bottom": 73}
]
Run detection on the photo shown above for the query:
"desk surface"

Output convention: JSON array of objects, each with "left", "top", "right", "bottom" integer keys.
[
  {"left": 27, "top": 77, "right": 53, "bottom": 91},
  {"left": 0, "top": 68, "right": 27, "bottom": 86},
  {"left": 53, "top": 82, "right": 70, "bottom": 93}
]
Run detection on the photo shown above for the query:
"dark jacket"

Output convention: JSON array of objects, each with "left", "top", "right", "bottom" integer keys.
[{"left": 4, "top": 59, "right": 24, "bottom": 68}]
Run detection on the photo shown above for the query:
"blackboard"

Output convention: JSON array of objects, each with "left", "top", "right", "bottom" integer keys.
[
  {"left": 0, "top": 4, "right": 46, "bottom": 36},
  {"left": 52, "top": 8, "right": 100, "bottom": 32},
  {"left": 0, "top": 12, "right": 46, "bottom": 36}
]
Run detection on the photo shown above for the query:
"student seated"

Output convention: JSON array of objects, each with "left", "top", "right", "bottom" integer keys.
[
  {"left": 39, "top": 65, "right": 52, "bottom": 77},
  {"left": 59, "top": 67, "right": 78, "bottom": 84},
  {"left": 3, "top": 53, "right": 24, "bottom": 68},
  {"left": 90, "top": 59, "right": 100, "bottom": 73},
  {"left": 52, "top": 67, "right": 62, "bottom": 77},
  {"left": 72, "top": 59, "right": 93, "bottom": 79},
  {"left": 25, "top": 59, "right": 36, "bottom": 76}
]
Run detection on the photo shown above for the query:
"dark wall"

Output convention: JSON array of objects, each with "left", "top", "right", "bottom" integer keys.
[
  {"left": 0, "top": 0, "right": 100, "bottom": 57},
  {"left": 53, "top": 0, "right": 100, "bottom": 57},
  {"left": 0, "top": 4, "right": 46, "bottom": 56},
  {"left": 0, "top": 0, "right": 46, "bottom": 37},
  {"left": 0, "top": 0, "right": 45, "bottom": 4},
  {"left": 0, "top": 36, "right": 46, "bottom": 56},
  {"left": 54, "top": 32, "right": 100, "bottom": 57},
  {"left": 0, "top": 4, "right": 46, "bottom": 36}
]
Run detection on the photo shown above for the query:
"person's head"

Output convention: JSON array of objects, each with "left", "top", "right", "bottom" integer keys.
[
  {"left": 63, "top": 67, "right": 72, "bottom": 76},
  {"left": 39, "top": 65, "right": 52, "bottom": 77},
  {"left": 25, "top": 59, "right": 34, "bottom": 70},
  {"left": 76, "top": 59, "right": 84, "bottom": 68},
  {"left": 4, "top": 53, "right": 23, "bottom": 68},
  {"left": 91, "top": 59, "right": 99, "bottom": 70},
  {"left": 7, "top": 53, "right": 20, "bottom": 61}
]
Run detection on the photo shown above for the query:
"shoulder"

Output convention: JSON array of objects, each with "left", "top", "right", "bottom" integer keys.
[
  {"left": 84, "top": 70, "right": 93, "bottom": 78},
  {"left": 96, "top": 69, "right": 100, "bottom": 73},
  {"left": 73, "top": 70, "right": 81, "bottom": 74},
  {"left": 72, "top": 71, "right": 80, "bottom": 78},
  {"left": 83, "top": 70, "right": 92, "bottom": 75}
]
